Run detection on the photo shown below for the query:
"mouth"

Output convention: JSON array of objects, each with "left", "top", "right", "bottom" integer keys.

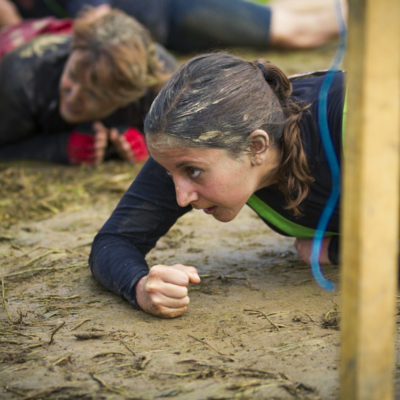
[
  {"left": 62, "top": 101, "right": 80, "bottom": 115},
  {"left": 203, "top": 206, "right": 217, "bottom": 215}
]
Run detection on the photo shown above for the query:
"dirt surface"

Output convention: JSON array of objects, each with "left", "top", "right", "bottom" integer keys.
[{"left": 0, "top": 46, "right": 399, "bottom": 400}]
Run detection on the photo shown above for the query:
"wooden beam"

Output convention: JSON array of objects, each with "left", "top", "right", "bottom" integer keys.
[{"left": 340, "top": 0, "right": 400, "bottom": 399}]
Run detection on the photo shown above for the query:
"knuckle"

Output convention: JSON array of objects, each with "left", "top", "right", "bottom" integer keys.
[
  {"left": 149, "top": 265, "right": 163, "bottom": 276},
  {"left": 151, "top": 296, "right": 163, "bottom": 307},
  {"left": 145, "top": 281, "right": 158, "bottom": 293}
]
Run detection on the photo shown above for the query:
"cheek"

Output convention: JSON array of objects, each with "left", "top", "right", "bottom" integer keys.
[
  {"left": 219, "top": 169, "right": 250, "bottom": 196},
  {"left": 203, "top": 177, "right": 244, "bottom": 206},
  {"left": 218, "top": 177, "right": 253, "bottom": 211}
]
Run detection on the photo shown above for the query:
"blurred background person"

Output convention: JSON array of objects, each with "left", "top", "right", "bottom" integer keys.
[
  {"left": 0, "top": 0, "right": 346, "bottom": 52},
  {"left": 0, "top": 7, "right": 177, "bottom": 165}
]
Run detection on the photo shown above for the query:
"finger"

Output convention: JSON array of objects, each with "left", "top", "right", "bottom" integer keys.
[
  {"left": 171, "top": 264, "right": 201, "bottom": 284},
  {"left": 108, "top": 128, "right": 119, "bottom": 142},
  {"left": 144, "top": 276, "right": 188, "bottom": 298},
  {"left": 156, "top": 305, "right": 188, "bottom": 319},
  {"left": 151, "top": 265, "right": 190, "bottom": 287},
  {"left": 158, "top": 282, "right": 188, "bottom": 299},
  {"left": 92, "top": 121, "right": 107, "bottom": 134},
  {"left": 94, "top": 132, "right": 108, "bottom": 151},
  {"left": 151, "top": 292, "right": 190, "bottom": 309},
  {"left": 113, "top": 135, "right": 135, "bottom": 163},
  {"left": 119, "top": 137, "right": 135, "bottom": 162}
]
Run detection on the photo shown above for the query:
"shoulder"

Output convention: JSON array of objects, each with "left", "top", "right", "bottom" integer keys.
[
  {"left": 0, "top": 35, "right": 70, "bottom": 110},
  {"left": 290, "top": 70, "right": 345, "bottom": 104},
  {"left": 11, "top": 34, "right": 71, "bottom": 60},
  {"left": 293, "top": 70, "right": 345, "bottom": 161},
  {"left": 1, "top": 34, "right": 71, "bottom": 79}
]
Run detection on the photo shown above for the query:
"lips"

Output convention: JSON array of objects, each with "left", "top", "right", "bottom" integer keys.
[
  {"left": 63, "top": 101, "right": 81, "bottom": 115},
  {"left": 203, "top": 206, "right": 216, "bottom": 215}
]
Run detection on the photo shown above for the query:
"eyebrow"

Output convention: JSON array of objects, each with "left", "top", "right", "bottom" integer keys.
[{"left": 175, "top": 161, "right": 192, "bottom": 168}]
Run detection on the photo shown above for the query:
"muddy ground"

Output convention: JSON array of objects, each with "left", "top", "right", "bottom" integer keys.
[{"left": 1, "top": 46, "right": 399, "bottom": 400}]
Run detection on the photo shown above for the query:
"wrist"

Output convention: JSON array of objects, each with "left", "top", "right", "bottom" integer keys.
[{"left": 135, "top": 275, "right": 148, "bottom": 310}]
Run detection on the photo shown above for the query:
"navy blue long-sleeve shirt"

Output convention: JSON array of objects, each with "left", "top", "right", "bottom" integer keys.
[{"left": 89, "top": 70, "right": 345, "bottom": 307}]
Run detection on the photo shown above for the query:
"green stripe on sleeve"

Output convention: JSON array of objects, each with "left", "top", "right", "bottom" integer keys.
[{"left": 246, "top": 194, "right": 338, "bottom": 238}]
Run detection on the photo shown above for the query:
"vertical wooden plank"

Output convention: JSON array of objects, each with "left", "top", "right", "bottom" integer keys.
[{"left": 340, "top": 0, "right": 400, "bottom": 398}]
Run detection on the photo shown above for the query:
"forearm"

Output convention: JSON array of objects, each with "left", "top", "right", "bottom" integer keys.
[
  {"left": 89, "top": 234, "right": 149, "bottom": 307},
  {"left": 166, "top": 0, "right": 271, "bottom": 52},
  {"left": 0, "top": 0, "right": 22, "bottom": 28},
  {"left": 0, "top": 132, "right": 70, "bottom": 163},
  {"left": 88, "top": 157, "right": 192, "bottom": 308}
]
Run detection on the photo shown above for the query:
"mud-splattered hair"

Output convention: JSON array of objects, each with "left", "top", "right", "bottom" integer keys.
[
  {"left": 71, "top": 8, "right": 172, "bottom": 107},
  {"left": 145, "top": 52, "right": 314, "bottom": 215}
]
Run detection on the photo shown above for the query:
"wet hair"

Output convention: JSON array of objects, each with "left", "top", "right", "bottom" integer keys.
[
  {"left": 145, "top": 52, "right": 314, "bottom": 215},
  {"left": 71, "top": 8, "right": 171, "bottom": 107}
]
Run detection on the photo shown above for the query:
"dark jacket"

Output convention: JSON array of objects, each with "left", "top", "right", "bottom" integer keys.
[{"left": 0, "top": 34, "right": 177, "bottom": 162}]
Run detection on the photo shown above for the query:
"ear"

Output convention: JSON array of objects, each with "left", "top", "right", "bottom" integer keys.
[{"left": 249, "top": 129, "right": 270, "bottom": 165}]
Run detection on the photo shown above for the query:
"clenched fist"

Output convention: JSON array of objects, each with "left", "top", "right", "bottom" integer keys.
[{"left": 136, "top": 264, "right": 200, "bottom": 318}]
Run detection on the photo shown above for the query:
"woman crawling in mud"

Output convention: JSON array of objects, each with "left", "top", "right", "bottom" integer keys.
[{"left": 89, "top": 53, "right": 344, "bottom": 318}]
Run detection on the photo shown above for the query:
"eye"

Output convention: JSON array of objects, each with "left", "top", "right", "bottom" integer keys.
[
  {"left": 186, "top": 167, "right": 201, "bottom": 179},
  {"left": 68, "top": 70, "right": 77, "bottom": 82},
  {"left": 85, "top": 89, "right": 100, "bottom": 100}
]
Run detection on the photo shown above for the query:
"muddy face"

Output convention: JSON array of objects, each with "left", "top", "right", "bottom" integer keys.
[
  {"left": 59, "top": 50, "right": 116, "bottom": 123},
  {"left": 148, "top": 137, "right": 261, "bottom": 223}
]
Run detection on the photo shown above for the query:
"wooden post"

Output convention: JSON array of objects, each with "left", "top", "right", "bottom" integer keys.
[{"left": 340, "top": 0, "right": 400, "bottom": 399}]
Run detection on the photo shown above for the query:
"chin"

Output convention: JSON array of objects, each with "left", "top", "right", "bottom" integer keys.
[
  {"left": 213, "top": 212, "right": 237, "bottom": 223},
  {"left": 60, "top": 108, "right": 84, "bottom": 124}
]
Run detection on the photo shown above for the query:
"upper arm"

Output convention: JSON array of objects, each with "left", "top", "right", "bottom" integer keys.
[{"left": 0, "top": 51, "right": 35, "bottom": 144}]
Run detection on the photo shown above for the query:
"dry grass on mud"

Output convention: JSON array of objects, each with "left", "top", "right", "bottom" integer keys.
[{"left": 0, "top": 160, "right": 343, "bottom": 400}]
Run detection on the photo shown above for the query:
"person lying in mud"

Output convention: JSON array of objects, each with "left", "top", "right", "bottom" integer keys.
[
  {"left": 1, "top": 0, "right": 346, "bottom": 52},
  {"left": 0, "top": 8, "right": 177, "bottom": 165},
  {"left": 89, "top": 53, "right": 344, "bottom": 318}
]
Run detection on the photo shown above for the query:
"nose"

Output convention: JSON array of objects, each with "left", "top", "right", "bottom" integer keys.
[{"left": 174, "top": 176, "right": 198, "bottom": 207}]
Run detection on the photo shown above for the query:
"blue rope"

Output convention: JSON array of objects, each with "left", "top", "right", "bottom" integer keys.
[{"left": 310, "top": 0, "right": 347, "bottom": 291}]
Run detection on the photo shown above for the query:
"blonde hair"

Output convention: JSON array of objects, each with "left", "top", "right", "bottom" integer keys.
[{"left": 71, "top": 8, "right": 172, "bottom": 106}]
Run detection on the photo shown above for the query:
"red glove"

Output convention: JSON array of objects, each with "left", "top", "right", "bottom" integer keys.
[
  {"left": 122, "top": 127, "right": 148, "bottom": 162},
  {"left": 66, "top": 131, "right": 96, "bottom": 165}
]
